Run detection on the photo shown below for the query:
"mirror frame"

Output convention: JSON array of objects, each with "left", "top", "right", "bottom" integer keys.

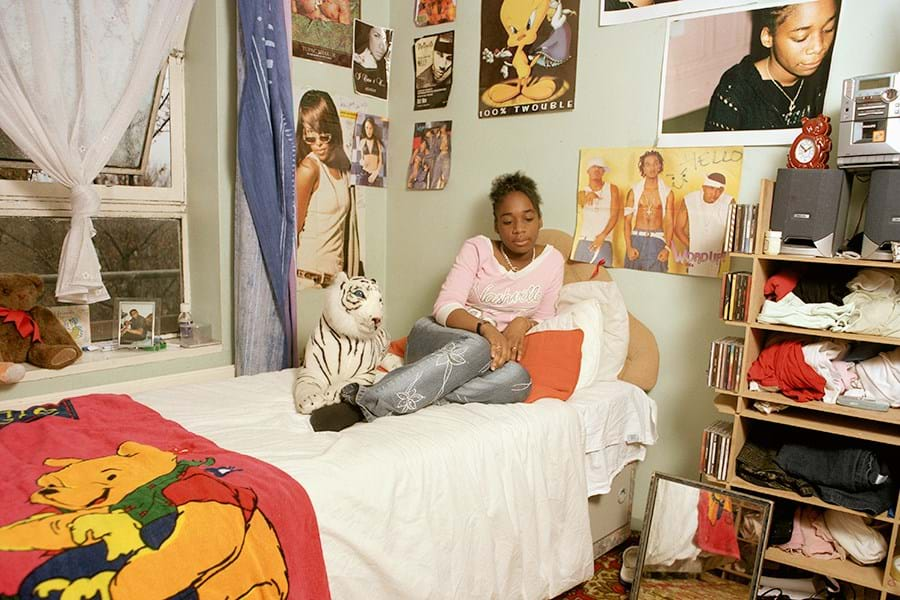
[{"left": 630, "top": 472, "right": 773, "bottom": 600}]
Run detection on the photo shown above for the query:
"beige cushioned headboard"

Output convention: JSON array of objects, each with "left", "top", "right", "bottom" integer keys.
[{"left": 537, "top": 229, "right": 659, "bottom": 392}]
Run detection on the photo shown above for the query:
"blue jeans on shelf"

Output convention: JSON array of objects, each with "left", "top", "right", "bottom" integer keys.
[{"left": 353, "top": 317, "right": 532, "bottom": 420}]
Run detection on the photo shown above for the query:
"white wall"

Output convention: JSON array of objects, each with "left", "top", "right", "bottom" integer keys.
[{"left": 383, "top": 1, "right": 900, "bottom": 517}]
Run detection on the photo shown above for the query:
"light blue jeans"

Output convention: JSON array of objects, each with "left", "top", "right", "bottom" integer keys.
[{"left": 353, "top": 317, "right": 532, "bottom": 420}]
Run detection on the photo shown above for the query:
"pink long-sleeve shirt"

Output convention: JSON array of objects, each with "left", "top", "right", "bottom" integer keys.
[{"left": 433, "top": 235, "right": 565, "bottom": 331}]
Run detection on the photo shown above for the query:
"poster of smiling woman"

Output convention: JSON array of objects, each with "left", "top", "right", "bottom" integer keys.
[
  {"left": 479, "top": 0, "right": 579, "bottom": 119},
  {"left": 657, "top": 0, "right": 842, "bottom": 147},
  {"left": 571, "top": 146, "right": 744, "bottom": 277}
]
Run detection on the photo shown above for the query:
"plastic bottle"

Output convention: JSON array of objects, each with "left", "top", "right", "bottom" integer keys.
[{"left": 178, "top": 302, "right": 194, "bottom": 341}]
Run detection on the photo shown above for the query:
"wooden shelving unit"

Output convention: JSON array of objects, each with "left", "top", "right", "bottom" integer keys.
[{"left": 712, "top": 179, "right": 900, "bottom": 599}]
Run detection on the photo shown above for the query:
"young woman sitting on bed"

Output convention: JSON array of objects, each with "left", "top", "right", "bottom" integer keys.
[{"left": 312, "top": 171, "right": 566, "bottom": 431}]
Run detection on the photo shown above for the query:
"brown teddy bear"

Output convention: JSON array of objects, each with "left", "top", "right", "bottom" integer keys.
[{"left": 0, "top": 273, "right": 82, "bottom": 373}]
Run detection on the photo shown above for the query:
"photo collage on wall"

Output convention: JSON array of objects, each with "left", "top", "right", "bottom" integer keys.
[
  {"left": 570, "top": 146, "right": 743, "bottom": 278},
  {"left": 478, "top": 0, "right": 579, "bottom": 119},
  {"left": 407, "top": 121, "right": 452, "bottom": 191}
]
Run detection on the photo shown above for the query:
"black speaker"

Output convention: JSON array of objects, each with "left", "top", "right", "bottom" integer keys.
[
  {"left": 862, "top": 169, "right": 900, "bottom": 260},
  {"left": 770, "top": 168, "right": 850, "bottom": 257}
]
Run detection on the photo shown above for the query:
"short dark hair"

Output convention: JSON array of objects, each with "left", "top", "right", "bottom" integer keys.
[
  {"left": 638, "top": 150, "right": 664, "bottom": 177},
  {"left": 489, "top": 171, "right": 542, "bottom": 217}
]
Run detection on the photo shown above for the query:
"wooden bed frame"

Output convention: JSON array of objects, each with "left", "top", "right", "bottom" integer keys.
[{"left": 538, "top": 229, "right": 660, "bottom": 557}]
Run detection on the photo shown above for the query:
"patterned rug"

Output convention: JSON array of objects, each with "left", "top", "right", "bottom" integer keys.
[{"left": 553, "top": 539, "right": 751, "bottom": 600}]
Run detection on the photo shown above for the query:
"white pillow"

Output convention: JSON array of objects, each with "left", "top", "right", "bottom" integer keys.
[
  {"left": 558, "top": 281, "right": 630, "bottom": 382},
  {"left": 530, "top": 298, "right": 604, "bottom": 390}
]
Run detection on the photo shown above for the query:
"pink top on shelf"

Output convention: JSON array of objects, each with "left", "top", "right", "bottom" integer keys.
[{"left": 433, "top": 235, "right": 565, "bottom": 331}]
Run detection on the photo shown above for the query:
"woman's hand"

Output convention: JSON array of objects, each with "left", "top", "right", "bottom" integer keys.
[
  {"left": 590, "top": 234, "right": 606, "bottom": 252},
  {"left": 503, "top": 317, "right": 533, "bottom": 362},
  {"left": 481, "top": 324, "right": 513, "bottom": 370}
]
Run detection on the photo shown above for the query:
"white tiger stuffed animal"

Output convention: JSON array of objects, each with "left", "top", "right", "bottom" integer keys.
[{"left": 293, "top": 273, "right": 402, "bottom": 414}]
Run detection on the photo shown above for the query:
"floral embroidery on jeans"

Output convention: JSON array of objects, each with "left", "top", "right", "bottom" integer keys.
[
  {"left": 396, "top": 373, "right": 425, "bottom": 413},
  {"left": 434, "top": 341, "right": 468, "bottom": 400}
]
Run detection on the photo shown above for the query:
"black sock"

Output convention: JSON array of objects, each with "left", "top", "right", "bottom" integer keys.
[{"left": 310, "top": 400, "right": 364, "bottom": 432}]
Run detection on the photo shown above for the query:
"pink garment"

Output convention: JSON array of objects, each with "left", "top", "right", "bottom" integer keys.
[
  {"left": 433, "top": 235, "right": 565, "bottom": 330},
  {"left": 777, "top": 507, "right": 846, "bottom": 560}
]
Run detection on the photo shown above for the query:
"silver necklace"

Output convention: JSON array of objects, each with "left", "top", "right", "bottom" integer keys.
[
  {"left": 764, "top": 59, "right": 803, "bottom": 112},
  {"left": 499, "top": 243, "right": 535, "bottom": 272}
]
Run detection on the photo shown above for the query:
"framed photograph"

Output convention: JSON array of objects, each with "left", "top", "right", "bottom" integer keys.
[
  {"left": 657, "top": 0, "right": 842, "bottom": 147},
  {"left": 115, "top": 298, "right": 157, "bottom": 348},
  {"left": 48, "top": 305, "right": 92, "bottom": 347}
]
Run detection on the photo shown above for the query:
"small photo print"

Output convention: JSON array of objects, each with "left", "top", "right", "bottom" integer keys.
[
  {"left": 351, "top": 113, "right": 389, "bottom": 188},
  {"left": 115, "top": 299, "right": 157, "bottom": 348},
  {"left": 415, "top": 0, "right": 456, "bottom": 27},
  {"left": 49, "top": 305, "right": 91, "bottom": 347},
  {"left": 414, "top": 31, "right": 454, "bottom": 110},
  {"left": 407, "top": 121, "right": 452, "bottom": 191},
  {"left": 352, "top": 19, "right": 393, "bottom": 100}
]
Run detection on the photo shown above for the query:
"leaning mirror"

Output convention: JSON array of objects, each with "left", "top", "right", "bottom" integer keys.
[{"left": 631, "top": 472, "right": 773, "bottom": 600}]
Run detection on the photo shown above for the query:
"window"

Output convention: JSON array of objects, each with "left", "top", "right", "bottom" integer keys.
[{"left": 0, "top": 54, "right": 189, "bottom": 341}]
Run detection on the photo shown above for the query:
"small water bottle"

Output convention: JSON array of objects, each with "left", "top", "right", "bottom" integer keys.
[{"left": 178, "top": 303, "right": 194, "bottom": 341}]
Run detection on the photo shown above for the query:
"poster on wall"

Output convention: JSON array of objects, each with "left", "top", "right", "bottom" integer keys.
[
  {"left": 414, "top": 31, "right": 454, "bottom": 110},
  {"left": 291, "top": 0, "right": 360, "bottom": 67},
  {"left": 415, "top": 0, "right": 457, "bottom": 26},
  {"left": 599, "top": 0, "right": 756, "bottom": 26},
  {"left": 352, "top": 19, "right": 393, "bottom": 100},
  {"left": 294, "top": 88, "right": 369, "bottom": 289},
  {"left": 406, "top": 121, "right": 452, "bottom": 191},
  {"left": 478, "top": 0, "right": 579, "bottom": 119},
  {"left": 658, "top": 0, "right": 842, "bottom": 147},
  {"left": 571, "top": 146, "right": 744, "bottom": 277},
  {"left": 351, "top": 113, "right": 389, "bottom": 188}
]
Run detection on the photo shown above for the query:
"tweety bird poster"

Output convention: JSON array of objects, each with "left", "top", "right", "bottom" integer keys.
[{"left": 479, "top": 0, "right": 579, "bottom": 119}]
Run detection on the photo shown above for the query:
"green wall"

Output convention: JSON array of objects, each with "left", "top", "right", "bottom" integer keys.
[{"left": 383, "top": 1, "right": 900, "bottom": 516}]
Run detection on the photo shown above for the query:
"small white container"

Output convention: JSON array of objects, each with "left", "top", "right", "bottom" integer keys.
[{"left": 764, "top": 230, "right": 782, "bottom": 255}]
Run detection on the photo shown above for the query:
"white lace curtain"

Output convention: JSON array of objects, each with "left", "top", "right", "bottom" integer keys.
[{"left": 0, "top": 0, "right": 195, "bottom": 303}]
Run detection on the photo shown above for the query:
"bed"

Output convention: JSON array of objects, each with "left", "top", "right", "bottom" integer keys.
[{"left": 0, "top": 230, "right": 659, "bottom": 600}]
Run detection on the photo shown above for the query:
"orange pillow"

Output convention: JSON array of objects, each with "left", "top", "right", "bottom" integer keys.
[{"left": 519, "top": 329, "right": 584, "bottom": 403}]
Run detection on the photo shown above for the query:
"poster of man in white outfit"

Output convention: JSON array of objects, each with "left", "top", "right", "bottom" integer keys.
[
  {"left": 570, "top": 156, "right": 621, "bottom": 266},
  {"left": 673, "top": 172, "right": 735, "bottom": 277}
]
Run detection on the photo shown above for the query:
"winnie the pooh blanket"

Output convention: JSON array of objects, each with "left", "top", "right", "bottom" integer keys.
[{"left": 0, "top": 394, "right": 330, "bottom": 600}]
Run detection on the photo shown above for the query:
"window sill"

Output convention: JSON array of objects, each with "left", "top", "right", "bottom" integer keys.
[{"left": 21, "top": 343, "right": 224, "bottom": 383}]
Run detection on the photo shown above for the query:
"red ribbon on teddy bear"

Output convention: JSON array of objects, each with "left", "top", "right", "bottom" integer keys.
[{"left": 0, "top": 307, "right": 42, "bottom": 343}]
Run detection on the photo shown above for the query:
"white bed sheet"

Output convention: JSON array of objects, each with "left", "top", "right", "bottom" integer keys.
[
  {"left": 567, "top": 380, "right": 658, "bottom": 496},
  {"left": 131, "top": 370, "right": 596, "bottom": 600}
]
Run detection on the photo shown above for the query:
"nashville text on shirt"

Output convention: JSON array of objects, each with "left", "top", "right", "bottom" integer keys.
[{"left": 478, "top": 284, "right": 543, "bottom": 306}]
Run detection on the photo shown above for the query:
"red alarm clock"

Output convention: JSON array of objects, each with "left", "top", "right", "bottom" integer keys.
[{"left": 788, "top": 114, "right": 832, "bottom": 169}]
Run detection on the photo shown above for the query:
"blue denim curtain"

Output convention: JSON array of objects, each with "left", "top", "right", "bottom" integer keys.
[{"left": 235, "top": 0, "right": 297, "bottom": 374}]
